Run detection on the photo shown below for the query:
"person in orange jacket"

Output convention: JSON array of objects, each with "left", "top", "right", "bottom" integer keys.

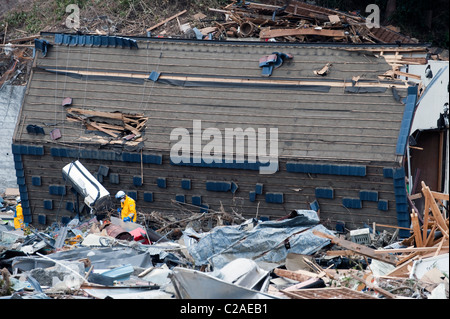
[
  {"left": 14, "top": 196, "right": 24, "bottom": 229},
  {"left": 115, "top": 191, "right": 136, "bottom": 222}
]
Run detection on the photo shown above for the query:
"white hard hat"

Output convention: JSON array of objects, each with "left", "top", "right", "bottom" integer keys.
[
  {"left": 115, "top": 190, "right": 126, "bottom": 200},
  {"left": 16, "top": 196, "right": 21, "bottom": 203}
]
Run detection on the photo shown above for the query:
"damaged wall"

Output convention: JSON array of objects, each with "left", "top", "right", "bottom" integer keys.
[{"left": 0, "top": 85, "right": 26, "bottom": 193}]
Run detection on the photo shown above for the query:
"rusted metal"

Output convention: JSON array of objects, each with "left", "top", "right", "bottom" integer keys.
[{"left": 103, "top": 223, "right": 133, "bottom": 241}]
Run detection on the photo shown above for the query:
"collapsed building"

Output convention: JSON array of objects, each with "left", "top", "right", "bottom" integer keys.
[{"left": 10, "top": 30, "right": 439, "bottom": 239}]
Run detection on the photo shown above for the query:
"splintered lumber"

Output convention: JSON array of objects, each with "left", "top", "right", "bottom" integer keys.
[
  {"left": 260, "top": 27, "right": 345, "bottom": 38},
  {"left": 313, "top": 230, "right": 398, "bottom": 265},
  {"left": 146, "top": 10, "right": 187, "bottom": 32},
  {"left": 421, "top": 181, "right": 449, "bottom": 233},
  {"left": 374, "top": 246, "right": 449, "bottom": 254},
  {"left": 87, "top": 122, "right": 119, "bottom": 138},
  {"left": 66, "top": 108, "right": 147, "bottom": 138},
  {"left": 374, "top": 223, "right": 412, "bottom": 231},
  {"left": 274, "top": 268, "right": 317, "bottom": 282}
]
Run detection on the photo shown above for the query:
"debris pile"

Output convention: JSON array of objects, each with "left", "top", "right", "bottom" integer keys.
[
  {"left": 1, "top": 184, "right": 448, "bottom": 299},
  {"left": 200, "top": 1, "right": 417, "bottom": 44},
  {"left": 0, "top": 42, "right": 33, "bottom": 89}
]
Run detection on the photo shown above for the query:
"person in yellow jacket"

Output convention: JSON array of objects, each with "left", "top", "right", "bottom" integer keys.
[
  {"left": 14, "top": 196, "right": 24, "bottom": 229},
  {"left": 115, "top": 191, "right": 136, "bottom": 222}
]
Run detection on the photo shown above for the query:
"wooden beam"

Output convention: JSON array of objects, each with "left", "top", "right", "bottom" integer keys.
[
  {"left": 146, "top": 10, "right": 187, "bottom": 32},
  {"left": 274, "top": 268, "right": 317, "bottom": 282},
  {"left": 312, "top": 230, "right": 398, "bottom": 265},
  {"left": 260, "top": 27, "right": 346, "bottom": 38},
  {"left": 374, "top": 246, "right": 449, "bottom": 254},
  {"left": 87, "top": 121, "right": 119, "bottom": 138},
  {"left": 430, "top": 191, "right": 449, "bottom": 201},
  {"left": 8, "top": 34, "right": 40, "bottom": 43},
  {"left": 409, "top": 193, "right": 423, "bottom": 200},
  {"left": 45, "top": 68, "right": 410, "bottom": 89},
  {"left": 375, "top": 223, "right": 413, "bottom": 231},
  {"left": 422, "top": 182, "right": 449, "bottom": 232},
  {"left": 392, "top": 70, "right": 422, "bottom": 80},
  {"left": 411, "top": 211, "right": 423, "bottom": 247},
  {"left": 395, "top": 251, "right": 420, "bottom": 266},
  {"left": 434, "top": 238, "right": 448, "bottom": 256},
  {"left": 424, "top": 224, "right": 437, "bottom": 247}
]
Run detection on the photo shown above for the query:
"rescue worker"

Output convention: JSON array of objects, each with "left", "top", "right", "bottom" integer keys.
[
  {"left": 14, "top": 196, "right": 24, "bottom": 230},
  {"left": 115, "top": 191, "right": 136, "bottom": 222}
]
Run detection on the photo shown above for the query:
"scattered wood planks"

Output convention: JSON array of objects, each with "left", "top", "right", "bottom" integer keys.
[{"left": 381, "top": 181, "right": 449, "bottom": 276}]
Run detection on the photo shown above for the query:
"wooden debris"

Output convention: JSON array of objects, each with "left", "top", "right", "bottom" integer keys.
[
  {"left": 274, "top": 268, "right": 318, "bottom": 283},
  {"left": 312, "top": 230, "right": 398, "bottom": 265},
  {"left": 66, "top": 107, "right": 148, "bottom": 140},
  {"left": 147, "top": 10, "right": 187, "bottom": 32},
  {"left": 259, "top": 27, "right": 346, "bottom": 39},
  {"left": 206, "top": 0, "right": 417, "bottom": 44},
  {"left": 313, "top": 63, "right": 332, "bottom": 76}
]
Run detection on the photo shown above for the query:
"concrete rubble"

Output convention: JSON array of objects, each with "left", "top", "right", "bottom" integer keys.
[{"left": 1, "top": 204, "right": 448, "bottom": 300}]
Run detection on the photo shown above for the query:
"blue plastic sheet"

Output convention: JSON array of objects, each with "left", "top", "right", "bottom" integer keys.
[{"left": 183, "top": 210, "right": 333, "bottom": 270}]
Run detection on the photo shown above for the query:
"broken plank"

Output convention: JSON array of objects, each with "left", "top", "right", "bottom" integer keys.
[
  {"left": 374, "top": 223, "right": 413, "bottom": 231},
  {"left": 374, "top": 246, "right": 449, "bottom": 254},
  {"left": 274, "top": 268, "right": 317, "bottom": 282},
  {"left": 392, "top": 70, "right": 422, "bottom": 80},
  {"left": 411, "top": 212, "right": 423, "bottom": 247},
  {"left": 434, "top": 238, "right": 448, "bottom": 256},
  {"left": 423, "top": 189, "right": 431, "bottom": 242},
  {"left": 422, "top": 182, "right": 449, "bottom": 232},
  {"left": 67, "top": 108, "right": 124, "bottom": 120},
  {"left": 430, "top": 191, "right": 449, "bottom": 201},
  {"left": 86, "top": 121, "right": 119, "bottom": 138},
  {"left": 260, "top": 27, "right": 346, "bottom": 38},
  {"left": 146, "top": 10, "right": 187, "bottom": 31},
  {"left": 8, "top": 34, "right": 40, "bottom": 43},
  {"left": 313, "top": 230, "right": 398, "bottom": 265},
  {"left": 395, "top": 251, "right": 420, "bottom": 266},
  {"left": 386, "top": 259, "right": 414, "bottom": 278},
  {"left": 409, "top": 193, "right": 423, "bottom": 200},
  {"left": 199, "top": 27, "right": 218, "bottom": 35},
  {"left": 424, "top": 224, "right": 437, "bottom": 247}
]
